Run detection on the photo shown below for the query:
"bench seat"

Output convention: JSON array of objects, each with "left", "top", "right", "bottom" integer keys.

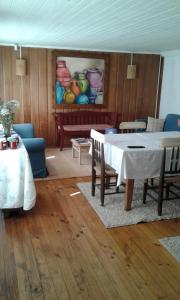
[
  {"left": 62, "top": 124, "right": 112, "bottom": 131},
  {"left": 54, "top": 111, "right": 117, "bottom": 150}
]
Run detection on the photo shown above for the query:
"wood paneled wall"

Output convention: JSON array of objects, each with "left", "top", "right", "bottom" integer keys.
[{"left": 0, "top": 46, "right": 162, "bottom": 145}]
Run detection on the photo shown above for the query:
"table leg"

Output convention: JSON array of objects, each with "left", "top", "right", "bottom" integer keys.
[{"left": 124, "top": 179, "right": 134, "bottom": 211}]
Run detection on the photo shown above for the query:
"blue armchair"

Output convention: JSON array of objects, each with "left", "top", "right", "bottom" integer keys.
[
  {"left": 163, "top": 114, "right": 180, "bottom": 131},
  {"left": 13, "top": 123, "right": 48, "bottom": 178}
]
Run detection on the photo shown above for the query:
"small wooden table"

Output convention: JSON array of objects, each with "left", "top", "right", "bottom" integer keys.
[{"left": 71, "top": 138, "right": 91, "bottom": 165}]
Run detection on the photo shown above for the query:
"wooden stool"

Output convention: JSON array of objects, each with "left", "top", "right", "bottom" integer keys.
[{"left": 71, "top": 138, "right": 91, "bottom": 165}]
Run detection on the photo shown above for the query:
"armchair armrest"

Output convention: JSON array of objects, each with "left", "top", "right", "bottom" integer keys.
[{"left": 22, "top": 138, "right": 45, "bottom": 152}]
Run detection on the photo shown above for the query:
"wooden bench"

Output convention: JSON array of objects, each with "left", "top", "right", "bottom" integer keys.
[{"left": 54, "top": 110, "right": 117, "bottom": 150}]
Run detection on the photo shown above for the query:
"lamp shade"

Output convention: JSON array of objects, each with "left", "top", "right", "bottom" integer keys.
[
  {"left": 16, "top": 59, "right": 26, "bottom": 76},
  {"left": 127, "top": 64, "right": 136, "bottom": 79}
]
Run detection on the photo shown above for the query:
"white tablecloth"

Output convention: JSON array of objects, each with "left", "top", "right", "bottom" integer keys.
[
  {"left": 0, "top": 140, "right": 36, "bottom": 210},
  {"left": 104, "top": 131, "right": 180, "bottom": 185}
]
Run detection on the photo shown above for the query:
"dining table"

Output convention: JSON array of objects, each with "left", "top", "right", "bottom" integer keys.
[
  {"left": 0, "top": 135, "right": 36, "bottom": 211},
  {"left": 103, "top": 131, "right": 180, "bottom": 210}
]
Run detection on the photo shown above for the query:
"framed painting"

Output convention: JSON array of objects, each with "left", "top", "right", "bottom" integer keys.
[{"left": 52, "top": 50, "right": 109, "bottom": 108}]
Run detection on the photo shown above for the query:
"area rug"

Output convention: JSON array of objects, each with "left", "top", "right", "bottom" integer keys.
[
  {"left": 35, "top": 147, "right": 91, "bottom": 181},
  {"left": 159, "top": 236, "right": 180, "bottom": 262},
  {"left": 77, "top": 181, "right": 180, "bottom": 228}
]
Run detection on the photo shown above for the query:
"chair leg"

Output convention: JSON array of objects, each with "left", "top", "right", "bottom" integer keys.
[
  {"left": 150, "top": 178, "right": 154, "bottom": 186},
  {"left": 60, "top": 135, "right": 64, "bottom": 151},
  {"left": 158, "top": 197, "right": 163, "bottom": 216},
  {"left": 158, "top": 180, "right": 164, "bottom": 216},
  {"left": 100, "top": 172, "right": 105, "bottom": 206},
  {"left": 143, "top": 179, "right": 148, "bottom": 203},
  {"left": 166, "top": 184, "right": 170, "bottom": 199},
  {"left": 100, "top": 185, "right": 105, "bottom": 206},
  {"left": 116, "top": 185, "right": 120, "bottom": 192},
  {"left": 91, "top": 169, "right": 96, "bottom": 196}
]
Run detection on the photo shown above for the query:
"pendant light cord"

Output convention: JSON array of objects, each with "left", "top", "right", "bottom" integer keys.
[{"left": 154, "top": 55, "right": 162, "bottom": 118}]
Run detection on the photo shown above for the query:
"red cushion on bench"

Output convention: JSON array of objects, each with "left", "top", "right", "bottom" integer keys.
[{"left": 63, "top": 124, "right": 112, "bottom": 131}]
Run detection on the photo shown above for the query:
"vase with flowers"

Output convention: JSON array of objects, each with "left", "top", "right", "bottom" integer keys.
[{"left": 0, "top": 99, "right": 20, "bottom": 138}]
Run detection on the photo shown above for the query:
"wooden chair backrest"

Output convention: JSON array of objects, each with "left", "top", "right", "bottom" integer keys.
[
  {"left": 160, "top": 137, "right": 180, "bottom": 176},
  {"left": 90, "top": 129, "right": 105, "bottom": 169},
  {"left": 119, "top": 121, "right": 146, "bottom": 133}
]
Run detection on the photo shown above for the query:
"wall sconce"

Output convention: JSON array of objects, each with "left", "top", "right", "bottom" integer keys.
[
  {"left": 15, "top": 46, "right": 27, "bottom": 76},
  {"left": 127, "top": 53, "right": 136, "bottom": 79}
]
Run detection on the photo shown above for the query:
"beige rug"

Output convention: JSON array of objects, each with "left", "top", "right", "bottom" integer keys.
[
  {"left": 77, "top": 181, "right": 180, "bottom": 228},
  {"left": 36, "top": 147, "right": 91, "bottom": 181},
  {"left": 159, "top": 236, "right": 180, "bottom": 262}
]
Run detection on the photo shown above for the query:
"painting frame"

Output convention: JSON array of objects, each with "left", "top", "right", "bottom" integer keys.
[{"left": 52, "top": 50, "right": 109, "bottom": 109}]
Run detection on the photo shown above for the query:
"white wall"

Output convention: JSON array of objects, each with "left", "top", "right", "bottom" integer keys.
[{"left": 159, "top": 50, "right": 180, "bottom": 118}]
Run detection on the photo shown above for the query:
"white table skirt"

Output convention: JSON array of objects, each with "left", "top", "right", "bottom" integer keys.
[
  {"left": 104, "top": 131, "right": 180, "bottom": 185},
  {"left": 0, "top": 140, "right": 36, "bottom": 210}
]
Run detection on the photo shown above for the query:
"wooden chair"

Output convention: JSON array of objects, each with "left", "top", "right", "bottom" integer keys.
[
  {"left": 90, "top": 129, "right": 124, "bottom": 206},
  {"left": 119, "top": 121, "right": 146, "bottom": 133},
  {"left": 143, "top": 137, "right": 180, "bottom": 216}
]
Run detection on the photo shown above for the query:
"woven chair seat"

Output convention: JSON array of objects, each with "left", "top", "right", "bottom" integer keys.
[{"left": 94, "top": 163, "right": 117, "bottom": 176}]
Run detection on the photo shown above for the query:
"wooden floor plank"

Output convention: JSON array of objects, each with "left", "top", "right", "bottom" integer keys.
[
  {"left": 59, "top": 182, "right": 147, "bottom": 300},
  {"left": 11, "top": 218, "right": 33, "bottom": 300},
  {"left": 44, "top": 182, "right": 108, "bottom": 300},
  {"left": 0, "top": 177, "right": 180, "bottom": 300},
  {"left": 52, "top": 184, "right": 127, "bottom": 300},
  {"left": 65, "top": 183, "right": 158, "bottom": 300}
]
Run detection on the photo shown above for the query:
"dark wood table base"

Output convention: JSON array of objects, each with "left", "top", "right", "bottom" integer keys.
[{"left": 124, "top": 179, "right": 134, "bottom": 210}]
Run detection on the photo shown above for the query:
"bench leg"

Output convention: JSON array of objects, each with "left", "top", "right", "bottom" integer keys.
[{"left": 60, "top": 135, "right": 64, "bottom": 151}]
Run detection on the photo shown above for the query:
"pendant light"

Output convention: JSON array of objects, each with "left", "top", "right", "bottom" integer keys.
[
  {"left": 16, "top": 46, "right": 27, "bottom": 76},
  {"left": 127, "top": 53, "right": 136, "bottom": 79}
]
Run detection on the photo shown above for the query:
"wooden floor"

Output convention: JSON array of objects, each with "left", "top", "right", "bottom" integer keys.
[{"left": 0, "top": 177, "right": 180, "bottom": 300}]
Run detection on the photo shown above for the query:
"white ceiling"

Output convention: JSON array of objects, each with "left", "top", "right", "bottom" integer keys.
[{"left": 1, "top": 0, "right": 180, "bottom": 53}]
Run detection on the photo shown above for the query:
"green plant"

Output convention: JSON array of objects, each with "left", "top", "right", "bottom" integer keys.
[{"left": 0, "top": 99, "right": 19, "bottom": 128}]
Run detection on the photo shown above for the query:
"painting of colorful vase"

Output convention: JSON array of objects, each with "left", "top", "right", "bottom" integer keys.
[
  {"left": 55, "top": 81, "right": 65, "bottom": 104},
  {"left": 70, "top": 80, "right": 80, "bottom": 97},
  {"left": 56, "top": 60, "right": 71, "bottom": 88},
  {"left": 86, "top": 68, "right": 103, "bottom": 92},
  {"left": 63, "top": 88, "right": 76, "bottom": 104},
  {"left": 77, "top": 73, "right": 89, "bottom": 93},
  {"left": 55, "top": 56, "right": 105, "bottom": 105},
  {"left": 86, "top": 86, "right": 97, "bottom": 104},
  {"left": 75, "top": 94, "right": 89, "bottom": 104}
]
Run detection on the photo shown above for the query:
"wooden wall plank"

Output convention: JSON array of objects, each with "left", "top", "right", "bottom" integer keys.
[
  {"left": 38, "top": 48, "right": 48, "bottom": 140},
  {"left": 3, "top": 47, "right": 12, "bottom": 101},
  {"left": 107, "top": 54, "right": 118, "bottom": 112},
  {"left": 21, "top": 47, "right": 31, "bottom": 124},
  {"left": 0, "top": 47, "right": 5, "bottom": 101},
  {"left": 0, "top": 46, "right": 162, "bottom": 145},
  {"left": 14, "top": 48, "right": 24, "bottom": 124},
  {"left": 47, "top": 49, "right": 56, "bottom": 146},
  {"left": 29, "top": 48, "right": 40, "bottom": 136}
]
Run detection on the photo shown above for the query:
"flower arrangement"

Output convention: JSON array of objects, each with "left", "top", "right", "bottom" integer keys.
[{"left": 0, "top": 99, "right": 20, "bottom": 136}]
